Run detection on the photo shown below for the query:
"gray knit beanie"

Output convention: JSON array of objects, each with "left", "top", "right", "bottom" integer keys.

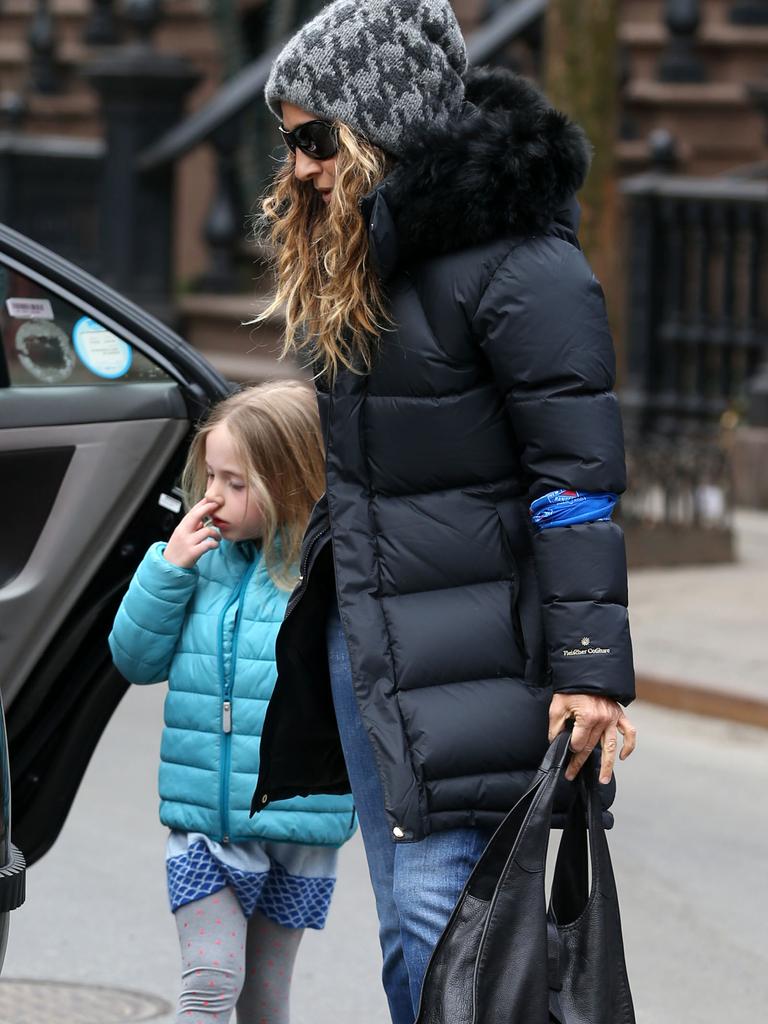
[{"left": 265, "top": 0, "right": 468, "bottom": 157}]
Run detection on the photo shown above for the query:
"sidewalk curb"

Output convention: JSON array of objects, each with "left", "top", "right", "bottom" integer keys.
[{"left": 637, "top": 674, "right": 768, "bottom": 730}]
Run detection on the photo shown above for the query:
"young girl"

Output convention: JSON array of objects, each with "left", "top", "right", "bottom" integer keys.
[{"left": 109, "top": 381, "right": 355, "bottom": 1024}]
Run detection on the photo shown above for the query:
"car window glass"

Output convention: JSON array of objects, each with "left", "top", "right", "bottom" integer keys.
[{"left": 0, "top": 264, "right": 170, "bottom": 387}]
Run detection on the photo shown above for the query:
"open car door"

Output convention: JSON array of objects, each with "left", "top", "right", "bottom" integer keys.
[{"left": 0, "top": 223, "right": 231, "bottom": 868}]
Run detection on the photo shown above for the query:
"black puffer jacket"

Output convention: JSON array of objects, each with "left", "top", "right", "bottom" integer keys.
[{"left": 254, "top": 69, "right": 635, "bottom": 842}]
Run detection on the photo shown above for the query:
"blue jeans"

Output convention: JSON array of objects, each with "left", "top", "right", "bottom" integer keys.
[{"left": 326, "top": 607, "right": 490, "bottom": 1024}]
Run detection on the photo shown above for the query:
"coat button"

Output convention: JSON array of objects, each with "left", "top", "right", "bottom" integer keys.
[
  {"left": 392, "top": 826, "right": 405, "bottom": 839},
  {"left": 261, "top": 794, "right": 268, "bottom": 805}
]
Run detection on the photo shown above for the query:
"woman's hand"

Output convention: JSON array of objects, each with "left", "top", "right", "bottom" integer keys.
[
  {"left": 163, "top": 498, "right": 222, "bottom": 569},
  {"left": 548, "top": 693, "right": 637, "bottom": 784}
]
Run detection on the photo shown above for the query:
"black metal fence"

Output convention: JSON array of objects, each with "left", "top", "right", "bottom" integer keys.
[
  {"left": 622, "top": 174, "right": 768, "bottom": 437},
  {"left": 0, "top": 136, "right": 104, "bottom": 276}
]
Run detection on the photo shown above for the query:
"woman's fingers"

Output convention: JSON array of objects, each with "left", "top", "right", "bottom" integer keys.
[
  {"left": 565, "top": 739, "right": 597, "bottom": 782},
  {"left": 598, "top": 724, "right": 619, "bottom": 784},
  {"left": 617, "top": 711, "right": 638, "bottom": 761},
  {"left": 549, "top": 693, "right": 637, "bottom": 782},
  {"left": 547, "top": 700, "right": 571, "bottom": 743},
  {"left": 574, "top": 715, "right": 636, "bottom": 785}
]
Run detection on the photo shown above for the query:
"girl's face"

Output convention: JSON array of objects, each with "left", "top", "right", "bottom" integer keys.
[
  {"left": 282, "top": 102, "right": 337, "bottom": 204},
  {"left": 203, "top": 423, "right": 264, "bottom": 542}
]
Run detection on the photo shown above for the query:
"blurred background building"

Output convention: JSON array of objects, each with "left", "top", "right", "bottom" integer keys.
[{"left": 2, "top": 0, "right": 768, "bottom": 563}]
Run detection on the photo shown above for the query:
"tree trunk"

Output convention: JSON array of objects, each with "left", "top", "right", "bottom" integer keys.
[{"left": 544, "top": 0, "right": 623, "bottom": 365}]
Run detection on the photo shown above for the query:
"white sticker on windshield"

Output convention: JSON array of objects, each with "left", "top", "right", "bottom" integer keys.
[
  {"left": 15, "top": 321, "right": 75, "bottom": 384},
  {"left": 73, "top": 316, "right": 132, "bottom": 379},
  {"left": 6, "top": 297, "right": 54, "bottom": 320}
]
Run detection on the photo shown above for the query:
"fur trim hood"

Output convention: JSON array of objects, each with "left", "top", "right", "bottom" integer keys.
[{"left": 362, "top": 67, "right": 592, "bottom": 278}]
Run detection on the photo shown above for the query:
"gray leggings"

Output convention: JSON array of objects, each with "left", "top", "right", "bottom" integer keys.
[{"left": 174, "top": 886, "right": 303, "bottom": 1023}]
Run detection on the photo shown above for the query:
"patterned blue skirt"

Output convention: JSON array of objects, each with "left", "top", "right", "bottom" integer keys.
[{"left": 166, "top": 831, "right": 338, "bottom": 930}]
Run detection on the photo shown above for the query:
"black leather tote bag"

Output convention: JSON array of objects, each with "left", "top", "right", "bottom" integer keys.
[{"left": 415, "top": 731, "right": 635, "bottom": 1024}]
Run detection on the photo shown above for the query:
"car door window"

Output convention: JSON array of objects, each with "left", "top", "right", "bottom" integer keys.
[{"left": 0, "top": 264, "right": 170, "bottom": 387}]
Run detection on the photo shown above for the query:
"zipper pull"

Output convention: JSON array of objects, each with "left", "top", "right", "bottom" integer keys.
[{"left": 222, "top": 700, "right": 232, "bottom": 733}]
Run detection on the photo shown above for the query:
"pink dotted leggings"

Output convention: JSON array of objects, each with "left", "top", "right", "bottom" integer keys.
[{"left": 174, "top": 885, "right": 304, "bottom": 1024}]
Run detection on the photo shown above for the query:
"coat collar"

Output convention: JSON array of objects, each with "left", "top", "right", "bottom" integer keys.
[
  {"left": 360, "top": 67, "right": 592, "bottom": 281},
  {"left": 218, "top": 538, "right": 262, "bottom": 566}
]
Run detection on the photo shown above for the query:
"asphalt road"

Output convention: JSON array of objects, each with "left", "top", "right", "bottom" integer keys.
[{"left": 2, "top": 685, "right": 767, "bottom": 1023}]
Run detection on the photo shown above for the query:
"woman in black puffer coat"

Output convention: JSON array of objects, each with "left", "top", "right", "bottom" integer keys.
[{"left": 252, "top": 2, "right": 637, "bottom": 1020}]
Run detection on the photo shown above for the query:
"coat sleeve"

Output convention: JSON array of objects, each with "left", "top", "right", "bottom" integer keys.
[
  {"left": 108, "top": 542, "right": 199, "bottom": 684},
  {"left": 472, "top": 237, "right": 635, "bottom": 704}
]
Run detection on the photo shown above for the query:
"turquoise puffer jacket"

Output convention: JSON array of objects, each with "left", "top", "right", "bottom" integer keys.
[{"left": 109, "top": 540, "right": 355, "bottom": 846}]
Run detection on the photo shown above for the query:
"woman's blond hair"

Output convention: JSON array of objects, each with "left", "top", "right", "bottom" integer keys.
[
  {"left": 181, "top": 381, "right": 324, "bottom": 590},
  {"left": 256, "top": 122, "right": 391, "bottom": 380}
]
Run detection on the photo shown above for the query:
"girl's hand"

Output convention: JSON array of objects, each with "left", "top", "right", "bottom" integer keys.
[
  {"left": 548, "top": 692, "right": 637, "bottom": 784},
  {"left": 163, "top": 498, "right": 222, "bottom": 569}
]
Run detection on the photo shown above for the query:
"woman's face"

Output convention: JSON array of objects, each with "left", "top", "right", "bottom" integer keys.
[{"left": 281, "top": 102, "right": 337, "bottom": 204}]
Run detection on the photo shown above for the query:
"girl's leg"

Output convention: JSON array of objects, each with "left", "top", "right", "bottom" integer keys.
[
  {"left": 174, "top": 887, "right": 247, "bottom": 1023},
  {"left": 235, "top": 911, "right": 303, "bottom": 1024}
]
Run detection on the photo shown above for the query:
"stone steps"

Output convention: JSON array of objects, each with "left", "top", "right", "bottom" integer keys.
[
  {"left": 622, "top": 0, "right": 737, "bottom": 24},
  {"left": 623, "top": 79, "right": 765, "bottom": 174},
  {"left": 620, "top": 3, "right": 768, "bottom": 173},
  {"left": 177, "top": 291, "right": 301, "bottom": 384},
  {"left": 622, "top": 20, "right": 768, "bottom": 84}
]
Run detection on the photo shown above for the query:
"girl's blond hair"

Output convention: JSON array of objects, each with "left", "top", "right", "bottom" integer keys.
[
  {"left": 256, "top": 122, "right": 391, "bottom": 381},
  {"left": 181, "top": 381, "right": 324, "bottom": 590}
]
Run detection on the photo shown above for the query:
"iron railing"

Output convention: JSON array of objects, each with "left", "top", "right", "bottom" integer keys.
[
  {"left": 0, "top": 136, "right": 104, "bottom": 276},
  {"left": 622, "top": 173, "right": 768, "bottom": 436}
]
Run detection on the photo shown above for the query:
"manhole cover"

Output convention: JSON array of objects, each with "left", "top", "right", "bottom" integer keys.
[{"left": 0, "top": 979, "right": 171, "bottom": 1024}]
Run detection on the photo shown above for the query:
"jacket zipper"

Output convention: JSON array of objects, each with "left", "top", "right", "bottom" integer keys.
[
  {"left": 217, "top": 560, "right": 257, "bottom": 843},
  {"left": 283, "top": 524, "right": 330, "bottom": 621},
  {"left": 299, "top": 524, "right": 330, "bottom": 582}
]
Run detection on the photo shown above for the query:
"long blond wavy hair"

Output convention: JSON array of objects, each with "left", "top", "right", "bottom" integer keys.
[
  {"left": 256, "top": 122, "right": 392, "bottom": 380},
  {"left": 181, "top": 381, "right": 325, "bottom": 590}
]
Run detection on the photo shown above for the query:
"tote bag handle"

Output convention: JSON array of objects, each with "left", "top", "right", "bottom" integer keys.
[{"left": 466, "top": 729, "right": 572, "bottom": 902}]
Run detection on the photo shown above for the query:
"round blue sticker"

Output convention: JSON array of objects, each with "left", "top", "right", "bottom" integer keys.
[{"left": 73, "top": 316, "right": 132, "bottom": 379}]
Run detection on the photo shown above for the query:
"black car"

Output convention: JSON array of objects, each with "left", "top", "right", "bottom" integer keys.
[{"left": 0, "top": 222, "right": 232, "bottom": 968}]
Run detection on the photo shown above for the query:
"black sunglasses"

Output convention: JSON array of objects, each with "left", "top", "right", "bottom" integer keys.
[{"left": 278, "top": 119, "right": 339, "bottom": 160}]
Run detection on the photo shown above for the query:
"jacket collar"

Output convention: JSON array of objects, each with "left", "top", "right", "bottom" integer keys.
[
  {"left": 218, "top": 538, "right": 262, "bottom": 565},
  {"left": 360, "top": 67, "right": 592, "bottom": 281}
]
